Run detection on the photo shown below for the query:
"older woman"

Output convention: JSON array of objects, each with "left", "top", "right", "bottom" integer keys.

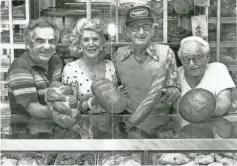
[
  {"left": 177, "top": 36, "right": 236, "bottom": 116},
  {"left": 62, "top": 18, "right": 126, "bottom": 114}
]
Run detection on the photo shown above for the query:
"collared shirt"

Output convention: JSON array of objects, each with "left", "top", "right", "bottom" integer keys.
[
  {"left": 121, "top": 44, "right": 159, "bottom": 63},
  {"left": 113, "top": 43, "right": 181, "bottom": 113},
  {"left": 7, "top": 51, "right": 63, "bottom": 116}
]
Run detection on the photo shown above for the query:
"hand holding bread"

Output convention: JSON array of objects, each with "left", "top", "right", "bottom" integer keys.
[{"left": 46, "top": 81, "right": 80, "bottom": 128}]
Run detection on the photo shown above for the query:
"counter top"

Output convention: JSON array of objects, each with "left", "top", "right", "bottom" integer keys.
[{"left": 1, "top": 113, "right": 237, "bottom": 140}]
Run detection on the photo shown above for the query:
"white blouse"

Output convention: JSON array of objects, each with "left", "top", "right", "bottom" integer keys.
[{"left": 62, "top": 58, "right": 117, "bottom": 113}]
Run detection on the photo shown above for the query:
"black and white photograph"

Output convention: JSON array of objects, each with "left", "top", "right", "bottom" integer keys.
[{"left": 1, "top": 0, "right": 237, "bottom": 165}]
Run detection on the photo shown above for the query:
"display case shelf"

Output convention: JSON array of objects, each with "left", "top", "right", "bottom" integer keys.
[
  {"left": 1, "top": 43, "right": 25, "bottom": 49},
  {"left": 0, "top": 66, "right": 9, "bottom": 73},
  {"left": 209, "top": 41, "right": 237, "bottom": 48},
  {"left": 209, "top": 17, "right": 237, "bottom": 24},
  {"left": 2, "top": 139, "right": 237, "bottom": 151},
  {"left": 1, "top": 19, "right": 29, "bottom": 25}
]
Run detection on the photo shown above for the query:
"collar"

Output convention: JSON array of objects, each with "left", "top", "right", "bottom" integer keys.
[
  {"left": 24, "top": 51, "right": 57, "bottom": 71},
  {"left": 121, "top": 43, "right": 159, "bottom": 61}
]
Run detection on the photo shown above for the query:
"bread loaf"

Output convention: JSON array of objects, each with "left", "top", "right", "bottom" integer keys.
[
  {"left": 127, "top": 71, "right": 165, "bottom": 126},
  {"left": 52, "top": 102, "right": 72, "bottom": 117},
  {"left": 91, "top": 78, "right": 126, "bottom": 114},
  {"left": 52, "top": 109, "right": 80, "bottom": 128},
  {"left": 46, "top": 81, "right": 80, "bottom": 128},
  {"left": 60, "top": 85, "right": 74, "bottom": 95},
  {"left": 46, "top": 88, "right": 66, "bottom": 102}
]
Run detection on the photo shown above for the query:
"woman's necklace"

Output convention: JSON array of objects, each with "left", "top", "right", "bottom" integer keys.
[{"left": 80, "top": 59, "right": 103, "bottom": 81}]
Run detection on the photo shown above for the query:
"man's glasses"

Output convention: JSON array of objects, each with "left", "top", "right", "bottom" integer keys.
[
  {"left": 180, "top": 55, "right": 205, "bottom": 65},
  {"left": 130, "top": 24, "right": 153, "bottom": 32}
]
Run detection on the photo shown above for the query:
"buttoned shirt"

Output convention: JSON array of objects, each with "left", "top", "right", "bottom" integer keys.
[
  {"left": 113, "top": 43, "right": 181, "bottom": 113},
  {"left": 8, "top": 51, "right": 63, "bottom": 116}
]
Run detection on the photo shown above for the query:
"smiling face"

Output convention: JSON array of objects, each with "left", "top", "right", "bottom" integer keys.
[
  {"left": 127, "top": 19, "right": 154, "bottom": 46},
  {"left": 80, "top": 30, "right": 104, "bottom": 59},
  {"left": 30, "top": 27, "right": 56, "bottom": 63},
  {"left": 180, "top": 41, "right": 210, "bottom": 77}
]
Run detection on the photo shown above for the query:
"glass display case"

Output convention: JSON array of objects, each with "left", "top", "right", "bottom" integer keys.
[{"left": 1, "top": 0, "right": 237, "bottom": 165}]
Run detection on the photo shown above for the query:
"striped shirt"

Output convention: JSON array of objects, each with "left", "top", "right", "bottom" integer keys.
[{"left": 7, "top": 51, "right": 63, "bottom": 116}]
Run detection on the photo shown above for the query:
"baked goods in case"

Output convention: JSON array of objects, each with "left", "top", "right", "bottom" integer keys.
[
  {"left": 194, "top": 153, "right": 215, "bottom": 165},
  {"left": 100, "top": 154, "right": 141, "bottom": 166},
  {"left": 1, "top": 158, "right": 18, "bottom": 166},
  {"left": 55, "top": 153, "right": 95, "bottom": 165},
  {"left": 157, "top": 153, "right": 190, "bottom": 165}
]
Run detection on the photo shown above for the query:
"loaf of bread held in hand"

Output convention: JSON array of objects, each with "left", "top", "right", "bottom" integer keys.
[
  {"left": 91, "top": 78, "right": 126, "bottom": 114},
  {"left": 46, "top": 81, "right": 80, "bottom": 128}
]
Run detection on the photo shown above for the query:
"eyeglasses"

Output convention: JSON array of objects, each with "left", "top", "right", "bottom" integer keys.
[
  {"left": 180, "top": 55, "right": 205, "bottom": 65},
  {"left": 130, "top": 24, "right": 153, "bottom": 32}
]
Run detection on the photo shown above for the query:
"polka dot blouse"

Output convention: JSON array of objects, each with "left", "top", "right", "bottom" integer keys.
[{"left": 62, "top": 58, "right": 117, "bottom": 113}]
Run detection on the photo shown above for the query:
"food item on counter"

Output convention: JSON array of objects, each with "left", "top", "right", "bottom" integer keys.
[
  {"left": 175, "top": 123, "right": 214, "bottom": 139},
  {"left": 53, "top": 125, "right": 81, "bottom": 139},
  {"left": 17, "top": 157, "right": 38, "bottom": 165},
  {"left": 49, "top": 80, "right": 62, "bottom": 88},
  {"left": 1, "top": 30, "right": 24, "bottom": 43},
  {"left": 1, "top": 152, "right": 55, "bottom": 165},
  {"left": 52, "top": 108, "right": 80, "bottom": 128},
  {"left": 205, "top": 117, "right": 234, "bottom": 138},
  {"left": 68, "top": 95, "right": 78, "bottom": 108},
  {"left": 127, "top": 70, "right": 164, "bottom": 127},
  {"left": 172, "top": 0, "right": 194, "bottom": 15},
  {"left": 0, "top": 54, "right": 11, "bottom": 66},
  {"left": 52, "top": 102, "right": 72, "bottom": 116},
  {"left": 187, "top": 153, "right": 203, "bottom": 159},
  {"left": 214, "top": 153, "right": 235, "bottom": 166},
  {"left": 169, "top": 27, "right": 191, "bottom": 43},
  {"left": 27, "top": 118, "right": 54, "bottom": 135},
  {"left": 46, "top": 81, "right": 80, "bottom": 128},
  {"left": 91, "top": 78, "right": 126, "bottom": 114},
  {"left": 127, "top": 126, "right": 153, "bottom": 139},
  {"left": 60, "top": 85, "right": 74, "bottom": 95},
  {"left": 46, "top": 88, "right": 66, "bottom": 102},
  {"left": 221, "top": 24, "right": 237, "bottom": 41},
  {"left": 100, "top": 154, "right": 141, "bottom": 166},
  {"left": 157, "top": 153, "right": 190, "bottom": 165},
  {"left": 76, "top": 154, "right": 95, "bottom": 165},
  {"left": 194, "top": 154, "right": 215, "bottom": 165},
  {"left": 178, "top": 88, "right": 216, "bottom": 123},
  {"left": 57, "top": 155, "right": 77, "bottom": 165},
  {"left": 56, "top": 153, "right": 95, "bottom": 165},
  {"left": 60, "top": 28, "right": 76, "bottom": 43},
  {"left": 181, "top": 160, "right": 199, "bottom": 166},
  {"left": 208, "top": 162, "right": 224, "bottom": 166},
  {"left": 209, "top": 0, "right": 236, "bottom": 17},
  {"left": 1, "top": 158, "right": 18, "bottom": 166}
]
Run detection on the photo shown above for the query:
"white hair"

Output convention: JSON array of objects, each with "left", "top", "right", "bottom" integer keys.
[{"left": 178, "top": 36, "right": 210, "bottom": 57}]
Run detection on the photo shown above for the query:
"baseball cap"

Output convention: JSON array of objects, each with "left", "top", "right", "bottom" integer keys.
[{"left": 125, "top": 6, "right": 154, "bottom": 26}]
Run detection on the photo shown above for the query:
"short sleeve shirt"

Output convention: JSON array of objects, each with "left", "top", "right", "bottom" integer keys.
[
  {"left": 7, "top": 51, "right": 63, "bottom": 116},
  {"left": 62, "top": 59, "right": 116, "bottom": 113},
  {"left": 178, "top": 62, "right": 236, "bottom": 96}
]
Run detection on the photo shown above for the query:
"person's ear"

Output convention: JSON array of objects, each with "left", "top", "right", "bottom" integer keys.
[{"left": 206, "top": 52, "right": 211, "bottom": 63}]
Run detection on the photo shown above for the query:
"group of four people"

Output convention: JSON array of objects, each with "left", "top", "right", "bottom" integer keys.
[{"left": 7, "top": 6, "right": 235, "bottom": 126}]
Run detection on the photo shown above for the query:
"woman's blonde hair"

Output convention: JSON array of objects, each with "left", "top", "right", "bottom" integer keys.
[{"left": 70, "top": 18, "right": 108, "bottom": 58}]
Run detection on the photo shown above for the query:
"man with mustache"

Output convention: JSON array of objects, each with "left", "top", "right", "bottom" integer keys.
[
  {"left": 7, "top": 18, "right": 63, "bottom": 119},
  {"left": 113, "top": 6, "right": 181, "bottom": 129}
]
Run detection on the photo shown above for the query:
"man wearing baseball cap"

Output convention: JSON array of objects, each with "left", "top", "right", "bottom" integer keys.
[{"left": 113, "top": 6, "right": 181, "bottom": 130}]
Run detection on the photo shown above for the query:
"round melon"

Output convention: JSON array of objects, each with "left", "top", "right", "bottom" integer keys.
[{"left": 178, "top": 88, "right": 216, "bottom": 123}]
